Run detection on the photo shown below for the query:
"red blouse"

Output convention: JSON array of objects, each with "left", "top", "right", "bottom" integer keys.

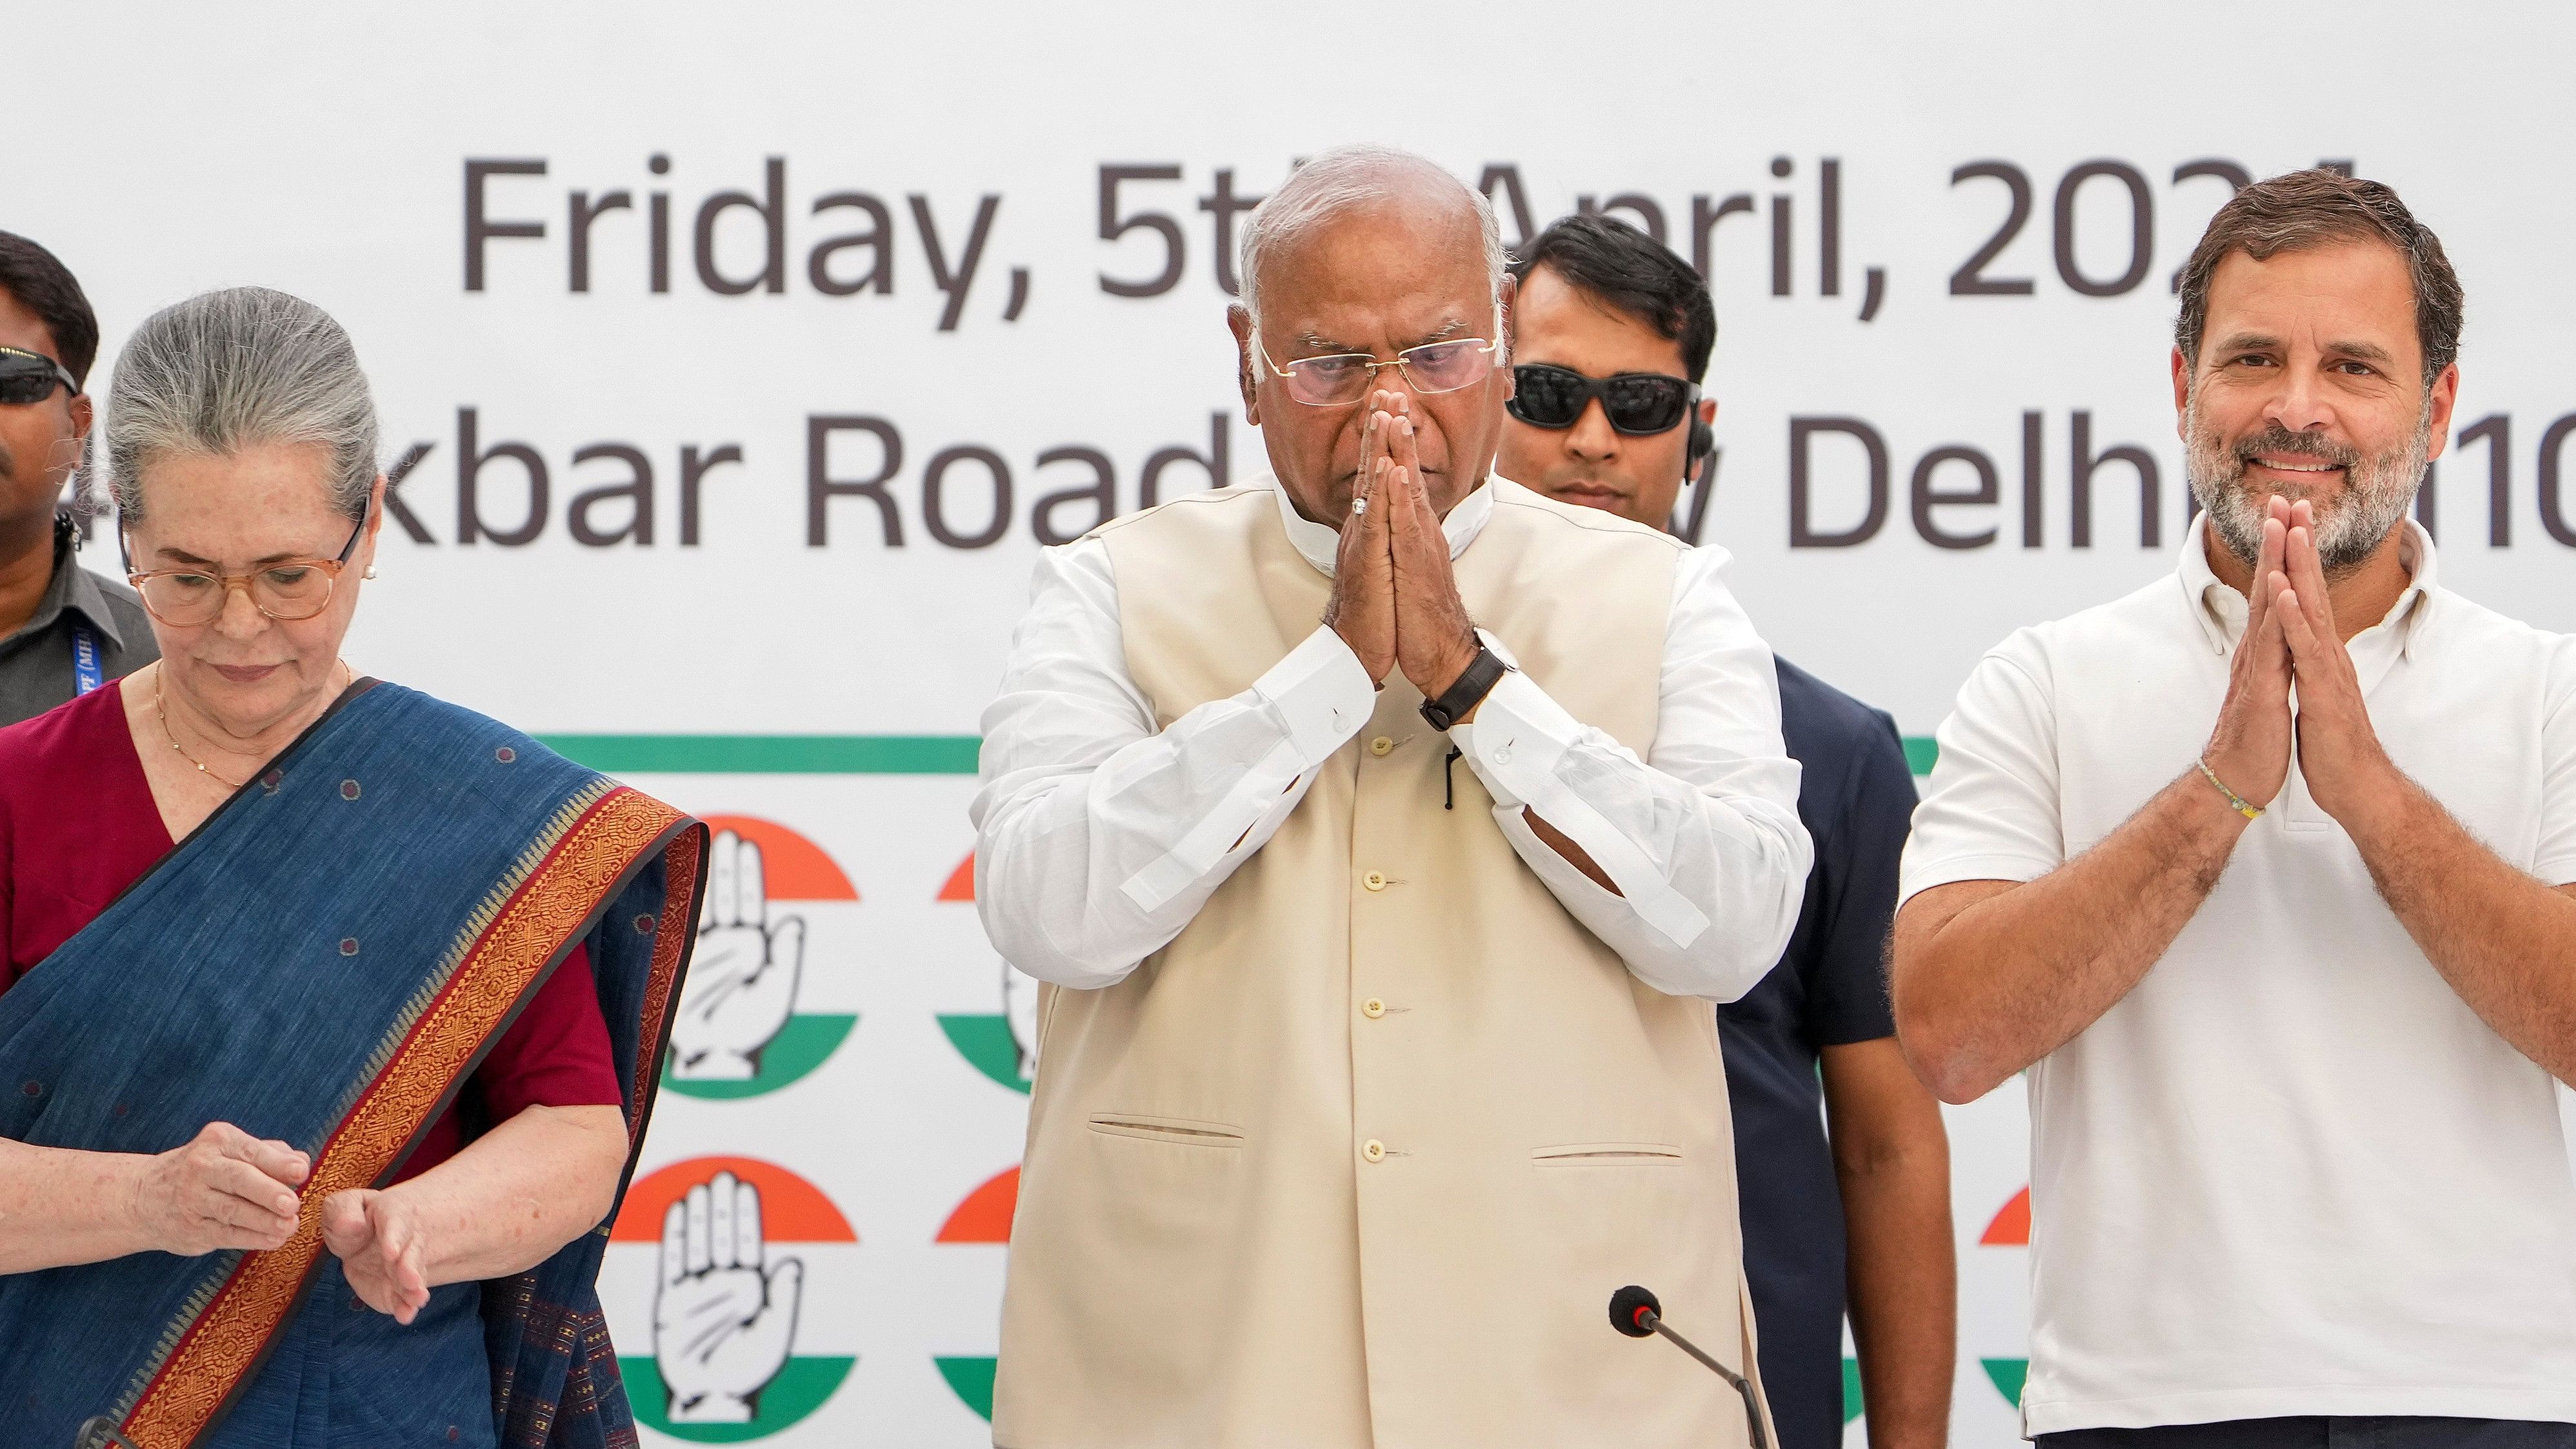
[{"left": 0, "top": 682, "right": 622, "bottom": 1183}]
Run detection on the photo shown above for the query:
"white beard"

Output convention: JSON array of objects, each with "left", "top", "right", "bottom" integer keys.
[{"left": 2184, "top": 397, "right": 2428, "bottom": 576}]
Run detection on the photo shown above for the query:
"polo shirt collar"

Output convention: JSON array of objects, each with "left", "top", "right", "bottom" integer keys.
[
  {"left": 1267, "top": 473, "right": 1495, "bottom": 577},
  {"left": 10, "top": 534, "right": 130, "bottom": 651},
  {"left": 2176, "top": 512, "right": 2436, "bottom": 667}
]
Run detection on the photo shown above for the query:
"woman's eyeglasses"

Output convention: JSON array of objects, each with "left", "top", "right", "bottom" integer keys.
[
  {"left": 1253, "top": 334, "right": 1500, "bottom": 407},
  {"left": 0, "top": 347, "right": 77, "bottom": 406},
  {"left": 1506, "top": 363, "right": 1697, "bottom": 435},
  {"left": 124, "top": 510, "right": 370, "bottom": 626}
]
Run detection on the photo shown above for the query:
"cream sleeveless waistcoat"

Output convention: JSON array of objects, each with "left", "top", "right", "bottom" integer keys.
[{"left": 993, "top": 482, "right": 1769, "bottom": 1449}]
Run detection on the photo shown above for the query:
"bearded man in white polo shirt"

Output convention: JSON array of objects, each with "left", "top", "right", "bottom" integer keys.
[
  {"left": 1894, "top": 168, "right": 2576, "bottom": 1448},
  {"left": 972, "top": 145, "right": 1810, "bottom": 1449}
]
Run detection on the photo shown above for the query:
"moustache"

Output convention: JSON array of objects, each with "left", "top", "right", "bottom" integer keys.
[
  {"left": 1335, "top": 462, "right": 1446, "bottom": 485},
  {"left": 2230, "top": 424, "right": 2358, "bottom": 470}
]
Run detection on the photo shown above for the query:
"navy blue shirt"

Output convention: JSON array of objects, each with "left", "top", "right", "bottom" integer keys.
[{"left": 1720, "top": 657, "right": 1915, "bottom": 1449}]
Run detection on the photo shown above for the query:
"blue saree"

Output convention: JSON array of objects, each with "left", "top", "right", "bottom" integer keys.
[{"left": 0, "top": 681, "right": 705, "bottom": 1449}]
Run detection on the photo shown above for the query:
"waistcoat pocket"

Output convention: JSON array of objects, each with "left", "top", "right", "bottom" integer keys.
[
  {"left": 1087, "top": 1114, "right": 1246, "bottom": 1148},
  {"left": 1532, "top": 1141, "right": 1682, "bottom": 1164}
]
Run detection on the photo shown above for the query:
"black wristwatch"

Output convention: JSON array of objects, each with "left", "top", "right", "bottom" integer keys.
[{"left": 1419, "top": 643, "right": 1511, "bottom": 731}]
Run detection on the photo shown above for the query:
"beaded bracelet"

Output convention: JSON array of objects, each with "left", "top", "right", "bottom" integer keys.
[{"left": 2195, "top": 756, "right": 2264, "bottom": 819}]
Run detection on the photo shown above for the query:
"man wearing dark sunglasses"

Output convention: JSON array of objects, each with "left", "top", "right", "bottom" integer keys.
[
  {"left": 1499, "top": 214, "right": 1956, "bottom": 1449},
  {"left": 0, "top": 232, "right": 154, "bottom": 726}
]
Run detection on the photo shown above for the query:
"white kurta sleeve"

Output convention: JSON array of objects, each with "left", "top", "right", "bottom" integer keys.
[
  {"left": 969, "top": 539, "right": 1375, "bottom": 988},
  {"left": 1449, "top": 545, "right": 1812, "bottom": 1001}
]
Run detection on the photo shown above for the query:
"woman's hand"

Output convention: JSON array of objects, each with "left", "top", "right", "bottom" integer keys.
[
  {"left": 321, "top": 1188, "right": 432, "bottom": 1324},
  {"left": 129, "top": 1122, "right": 308, "bottom": 1257},
  {"left": 315, "top": 1104, "right": 624, "bottom": 1323}
]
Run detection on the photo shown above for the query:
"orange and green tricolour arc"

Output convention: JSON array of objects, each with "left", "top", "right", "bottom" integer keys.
[
  {"left": 933, "top": 1166, "right": 1020, "bottom": 1422},
  {"left": 662, "top": 816, "right": 859, "bottom": 1101},
  {"left": 609, "top": 1157, "right": 858, "bottom": 1442},
  {"left": 697, "top": 814, "right": 859, "bottom": 901},
  {"left": 935, "top": 851, "right": 1031, "bottom": 1095},
  {"left": 936, "top": 1166, "right": 1019, "bottom": 1244},
  {"left": 611, "top": 1157, "right": 856, "bottom": 1243},
  {"left": 1979, "top": 1186, "right": 2032, "bottom": 1408}
]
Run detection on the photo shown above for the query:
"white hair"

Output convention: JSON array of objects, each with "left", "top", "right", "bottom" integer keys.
[
  {"left": 1239, "top": 144, "right": 1507, "bottom": 332},
  {"left": 107, "top": 286, "right": 379, "bottom": 523}
]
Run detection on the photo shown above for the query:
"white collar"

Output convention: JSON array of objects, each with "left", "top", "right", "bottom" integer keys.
[
  {"left": 2177, "top": 512, "right": 2437, "bottom": 659},
  {"left": 1265, "top": 474, "right": 1497, "bottom": 577}
]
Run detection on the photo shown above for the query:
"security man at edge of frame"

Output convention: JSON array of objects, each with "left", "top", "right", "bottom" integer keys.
[
  {"left": 1898, "top": 170, "right": 2576, "bottom": 1447},
  {"left": 1495, "top": 213, "right": 1956, "bottom": 1449},
  {"left": 0, "top": 231, "right": 155, "bottom": 724},
  {"left": 972, "top": 145, "right": 1812, "bottom": 1449}
]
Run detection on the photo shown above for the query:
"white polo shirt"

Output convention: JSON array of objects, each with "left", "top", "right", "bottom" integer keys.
[{"left": 1902, "top": 517, "right": 2576, "bottom": 1434}]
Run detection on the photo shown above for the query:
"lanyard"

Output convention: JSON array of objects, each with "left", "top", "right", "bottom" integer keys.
[{"left": 70, "top": 622, "right": 103, "bottom": 696}]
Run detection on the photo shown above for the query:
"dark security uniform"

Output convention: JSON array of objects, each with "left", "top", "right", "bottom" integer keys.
[
  {"left": 0, "top": 523, "right": 157, "bottom": 726},
  {"left": 1719, "top": 657, "right": 1915, "bottom": 1449}
]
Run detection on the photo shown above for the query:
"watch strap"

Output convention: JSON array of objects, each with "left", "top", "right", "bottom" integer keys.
[{"left": 1419, "top": 643, "right": 1510, "bottom": 731}]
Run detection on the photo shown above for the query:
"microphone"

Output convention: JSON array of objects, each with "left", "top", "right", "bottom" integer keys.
[{"left": 1606, "top": 1285, "right": 1769, "bottom": 1449}]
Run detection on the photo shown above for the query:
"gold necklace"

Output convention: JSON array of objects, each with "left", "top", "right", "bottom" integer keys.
[
  {"left": 157, "top": 678, "right": 247, "bottom": 790},
  {"left": 152, "top": 662, "right": 353, "bottom": 792}
]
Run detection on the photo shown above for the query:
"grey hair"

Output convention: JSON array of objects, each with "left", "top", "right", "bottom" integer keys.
[
  {"left": 1239, "top": 145, "right": 1508, "bottom": 332},
  {"left": 107, "top": 286, "right": 379, "bottom": 523}
]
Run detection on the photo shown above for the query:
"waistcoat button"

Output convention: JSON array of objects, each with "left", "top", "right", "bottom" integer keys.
[
  {"left": 1363, "top": 997, "right": 1386, "bottom": 1019},
  {"left": 1362, "top": 1139, "right": 1386, "bottom": 1163},
  {"left": 1368, "top": 735, "right": 1394, "bottom": 757},
  {"left": 1363, "top": 871, "right": 1387, "bottom": 892}
]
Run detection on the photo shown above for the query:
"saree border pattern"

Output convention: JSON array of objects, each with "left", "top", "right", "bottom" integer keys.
[
  {"left": 483, "top": 820, "right": 702, "bottom": 1434},
  {"left": 628, "top": 824, "right": 699, "bottom": 1141},
  {"left": 113, "top": 783, "right": 688, "bottom": 1449}
]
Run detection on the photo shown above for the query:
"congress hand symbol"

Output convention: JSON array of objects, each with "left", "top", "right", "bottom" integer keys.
[
  {"left": 655, "top": 1170, "right": 806, "bottom": 1424},
  {"left": 671, "top": 830, "right": 805, "bottom": 1081}
]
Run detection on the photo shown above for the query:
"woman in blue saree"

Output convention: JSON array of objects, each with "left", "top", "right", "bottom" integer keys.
[{"left": 0, "top": 288, "right": 704, "bottom": 1448}]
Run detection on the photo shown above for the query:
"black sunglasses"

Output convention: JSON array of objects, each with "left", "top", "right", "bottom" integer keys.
[
  {"left": 0, "top": 346, "right": 77, "bottom": 406},
  {"left": 1506, "top": 363, "right": 1696, "bottom": 435}
]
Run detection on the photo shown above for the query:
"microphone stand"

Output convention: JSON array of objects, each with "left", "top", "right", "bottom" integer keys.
[
  {"left": 1634, "top": 1305, "right": 1766, "bottom": 1449},
  {"left": 1609, "top": 1286, "right": 1769, "bottom": 1449}
]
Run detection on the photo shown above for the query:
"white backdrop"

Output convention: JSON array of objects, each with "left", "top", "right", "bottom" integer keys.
[{"left": 14, "top": 5, "right": 2576, "bottom": 1443}]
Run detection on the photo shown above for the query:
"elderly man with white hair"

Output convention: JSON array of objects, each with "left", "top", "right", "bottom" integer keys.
[{"left": 972, "top": 145, "right": 1810, "bottom": 1449}]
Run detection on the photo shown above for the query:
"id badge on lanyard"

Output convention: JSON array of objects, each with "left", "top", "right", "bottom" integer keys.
[{"left": 70, "top": 622, "right": 104, "bottom": 696}]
